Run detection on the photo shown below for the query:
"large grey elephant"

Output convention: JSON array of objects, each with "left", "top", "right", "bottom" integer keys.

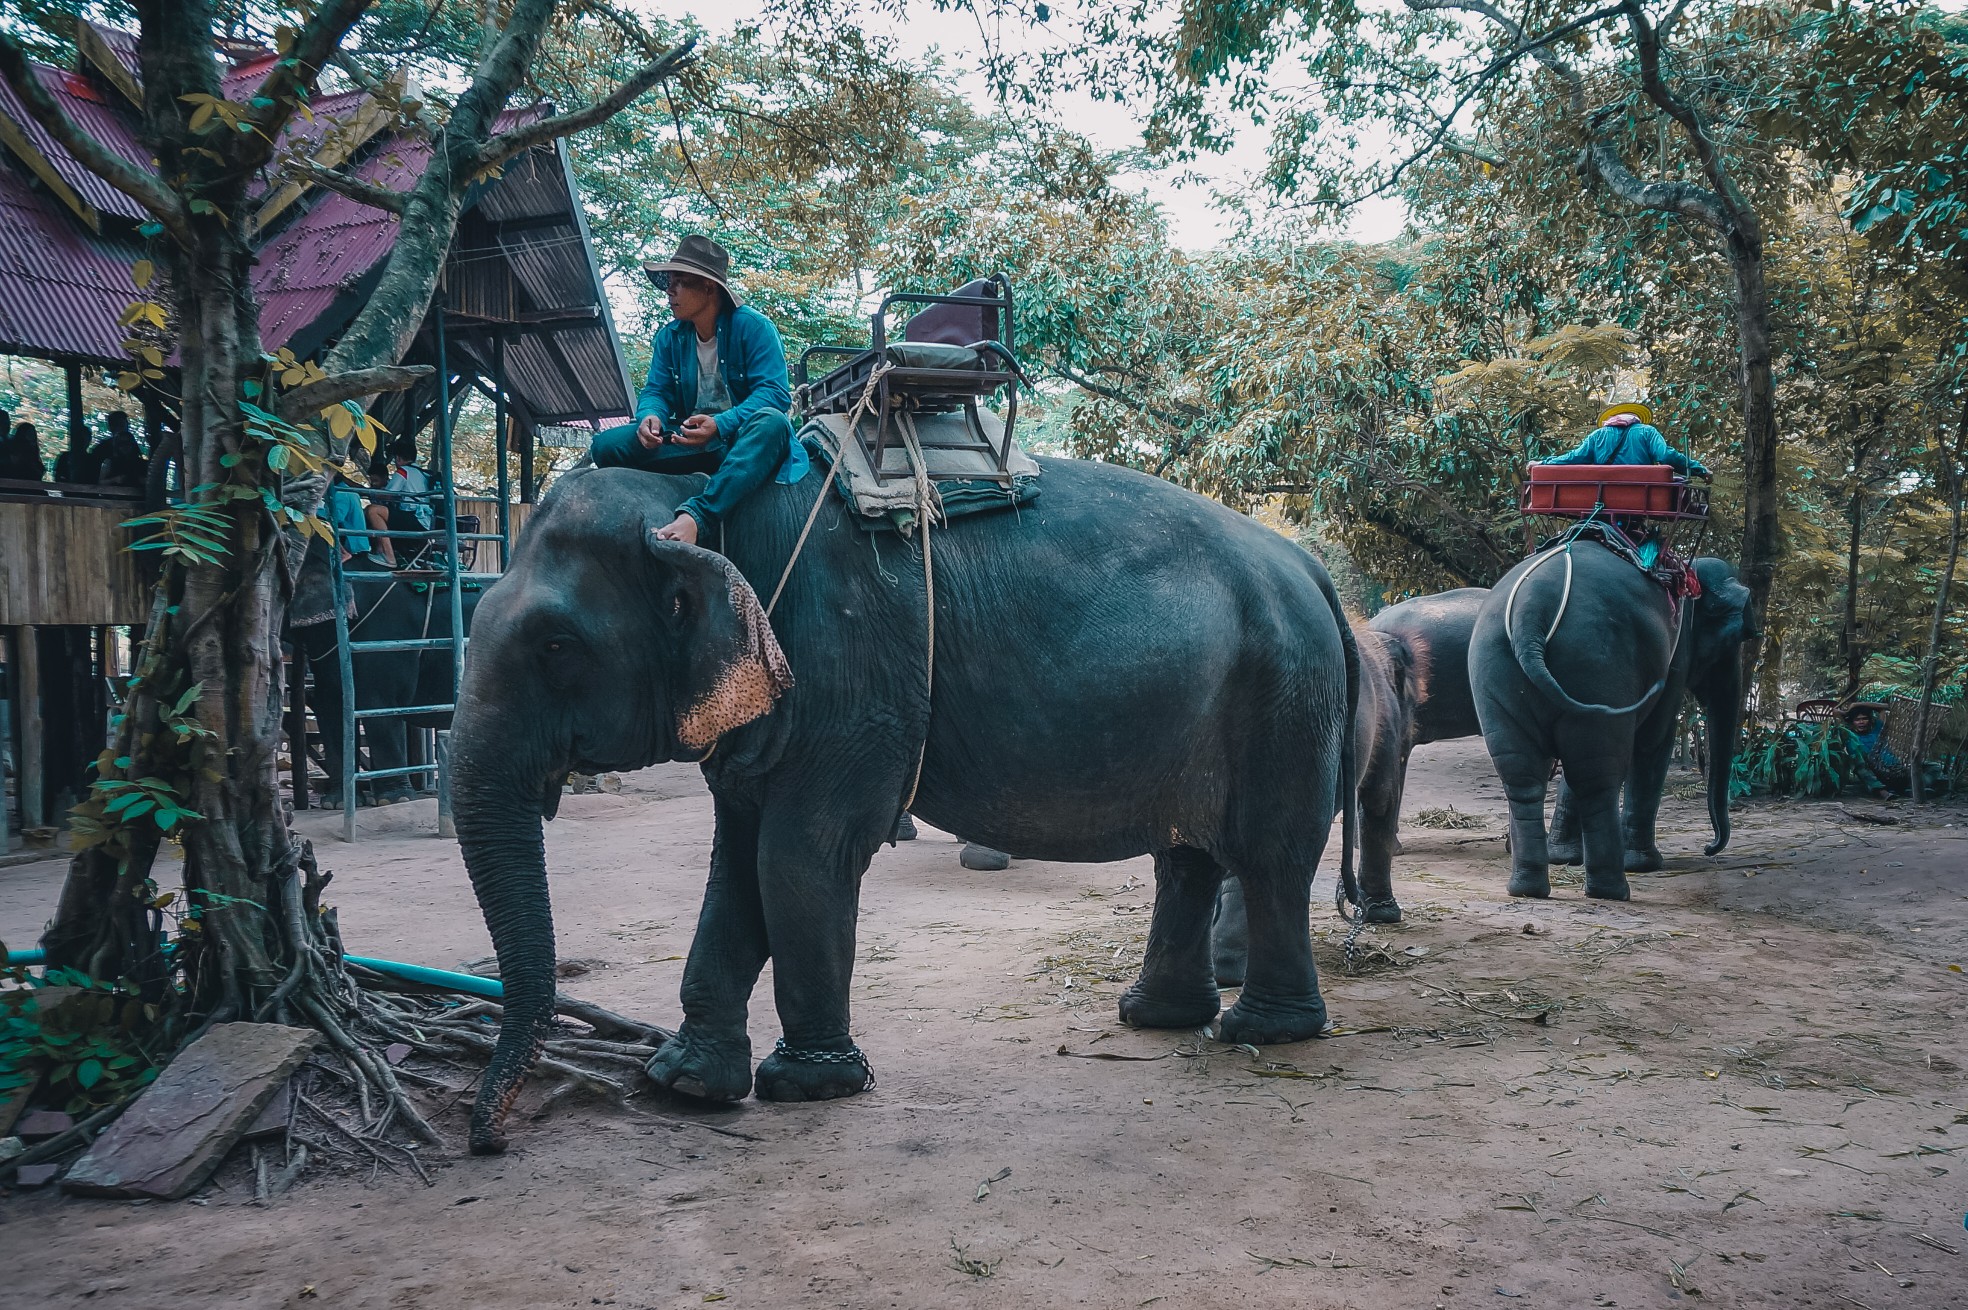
[
  {"left": 450, "top": 459, "right": 1359, "bottom": 1153},
  {"left": 1369, "top": 587, "right": 1489, "bottom": 747},
  {"left": 1470, "top": 550, "right": 1752, "bottom": 901}
]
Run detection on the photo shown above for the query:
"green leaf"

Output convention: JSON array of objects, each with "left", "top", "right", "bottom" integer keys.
[{"left": 76, "top": 1058, "right": 103, "bottom": 1090}]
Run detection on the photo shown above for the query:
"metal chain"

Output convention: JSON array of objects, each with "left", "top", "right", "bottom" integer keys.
[{"left": 772, "top": 1038, "right": 877, "bottom": 1091}]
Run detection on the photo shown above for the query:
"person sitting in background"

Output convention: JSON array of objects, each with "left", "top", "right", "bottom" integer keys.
[
  {"left": 53, "top": 418, "right": 97, "bottom": 484},
  {"left": 1543, "top": 402, "right": 1710, "bottom": 477},
  {"left": 90, "top": 411, "right": 149, "bottom": 490},
  {"left": 328, "top": 464, "right": 383, "bottom": 567},
  {"left": 1844, "top": 704, "right": 1901, "bottom": 800},
  {"left": 0, "top": 419, "right": 47, "bottom": 484},
  {"left": 364, "top": 434, "right": 436, "bottom": 567}
]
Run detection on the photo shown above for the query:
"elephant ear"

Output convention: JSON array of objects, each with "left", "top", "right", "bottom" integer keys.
[{"left": 644, "top": 533, "right": 794, "bottom": 753}]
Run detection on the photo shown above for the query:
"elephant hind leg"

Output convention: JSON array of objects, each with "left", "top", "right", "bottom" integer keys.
[
  {"left": 1492, "top": 749, "right": 1554, "bottom": 898},
  {"left": 1548, "top": 776, "right": 1584, "bottom": 866},
  {"left": 1217, "top": 861, "right": 1329, "bottom": 1046},
  {"left": 1121, "top": 846, "right": 1225, "bottom": 1029},
  {"left": 1574, "top": 781, "right": 1632, "bottom": 901},
  {"left": 1357, "top": 779, "right": 1405, "bottom": 925}
]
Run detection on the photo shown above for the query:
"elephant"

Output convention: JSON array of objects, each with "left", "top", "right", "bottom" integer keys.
[
  {"left": 1469, "top": 549, "right": 1752, "bottom": 902},
  {"left": 297, "top": 571, "right": 481, "bottom": 806},
  {"left": 1213, "top": 624, "right": 1417, "bottom": 983},
  {"left": 450, "top": 458, "right": 1360, "bottom": 1153},
  {"left": 1369, "top": 587, "right": 1489, "bottom": 747}
]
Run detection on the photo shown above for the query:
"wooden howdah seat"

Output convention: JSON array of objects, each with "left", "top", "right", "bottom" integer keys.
[
  {"left": 794, "top": 274, "right": 1026, "bottom": 488},
  {"left": 1521, "top": 464, "right": 1709, "bottom": 520}
]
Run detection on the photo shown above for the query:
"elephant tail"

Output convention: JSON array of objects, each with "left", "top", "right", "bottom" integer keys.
[
  {"left": 1318, "top": 578, "right": 1361, "bottom": 916},
  {"left": 1505, "top": 548, "right": 1666, "bottom": 718}
]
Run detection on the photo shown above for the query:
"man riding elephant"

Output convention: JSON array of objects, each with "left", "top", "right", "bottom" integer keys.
[{"left": 587, "top": 234, "right": 807, "bottom": 546}]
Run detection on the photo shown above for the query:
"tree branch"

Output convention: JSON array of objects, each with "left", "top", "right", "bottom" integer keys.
[
  {"left": 0, "top": 27, "right": 194, "bottom": 247},
  {"left": 291, "top": 160, "right": 406, "bottom": 214},
  {"left": 475, "top": 39, "right": 698, "bottom": 171},
  {"left": 241, "top": 0, "right": 375, "bottom": 171},
  {"left": 1052, "top": 360, "right": 1201, "bottom": 428},
  {"left": 1620, "top": 0, "right": 1753, "bottom": 233},
  {"left": 276, "top": 365, "right": 434, "bottom": 422}
]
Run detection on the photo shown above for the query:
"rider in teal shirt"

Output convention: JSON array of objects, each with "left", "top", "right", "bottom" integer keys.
[{"left": 1544, "top": 403, "right": 1710, "bottom": 477}]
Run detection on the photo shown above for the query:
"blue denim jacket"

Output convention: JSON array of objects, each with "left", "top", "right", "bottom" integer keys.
[{"left": 634, "top": 304, "right": 792, "bottom": 439}]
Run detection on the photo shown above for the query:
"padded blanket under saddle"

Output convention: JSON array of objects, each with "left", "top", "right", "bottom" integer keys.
[{"left": 798, "top": 408, "right": 1041, "bottom": 531}]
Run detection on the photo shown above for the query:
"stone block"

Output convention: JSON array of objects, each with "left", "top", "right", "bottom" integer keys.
[
  {"left": 15, "top": 1109, "right": 73, "bottom": 1138},
  {"left": 62, "top": 1023, "right": 318, "bottom": 1200}
]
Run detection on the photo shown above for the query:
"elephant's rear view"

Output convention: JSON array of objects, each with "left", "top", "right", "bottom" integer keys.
[{"left": 1470, "top": 539, "right": 1751, "bottom": 902}]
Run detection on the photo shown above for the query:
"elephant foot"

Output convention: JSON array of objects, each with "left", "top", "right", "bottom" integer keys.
[
  {"left": 644, "top": 1029, "right": 753, "bottom": 1103},
  {"left": 372, "top": 786, "right": 414, "bottom": 806},
  {"left": 1362, "top": 897, "right": 1403, "bottom": 925},
  {"left": 1623, "top": 848, "right": 1663, "bottom": 873},
  {"left": 1211, "top": 947, "right": 1246, "bottom": 990},
  {"left": 960, "top": 843, "right": 1011, "bottom": 871},
  {"left": 1585, "top": 874, "right": 1632, "bottom": 902},
  {"left": 1118, "top": 980, "right": 1221, "bottom": 1030},
  {"left": 317, "top": 790, "right": 344, "bottom": 810},
  {"left": 1546, "top": 839, "right": 1583, "bottom": 866},
  {"left": 1508, "top": 866, "right": 1552, "bottom": 898},
  {"left": 754, "top": 1039, "right": 874, "bottom": 1102},
  {"left": 893, "top": 813, "right": 918, "bottom": 842},
  {"left": 1217, "top": 993, "right": 1330, "bottom": 1046}
]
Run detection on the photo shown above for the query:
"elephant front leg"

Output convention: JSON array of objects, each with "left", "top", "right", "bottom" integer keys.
[
  {"left": 1209, "top": 874, "right": 1248, "bottom": 989},
  {"left": 750, "top": 805, "right": 888, "bottom": 1103},
  {"left": 1123, "top": 848, "right": 1226, "bottom": 1022},
  {"left": 1547, "top": 775, "right": 1584, "bottom": 866},
  {"left": 647, "top": 801, "right": 769, "bottom": 1103},
  {"left": 1357, "top": 778, "right": 1405, "bottom": 924},
  {"left": 1620, "top": 737, "right": 1676, "bottom": 872},
  {"left": 1575, "top": 781, "right": 1632, "bottom": 901}
]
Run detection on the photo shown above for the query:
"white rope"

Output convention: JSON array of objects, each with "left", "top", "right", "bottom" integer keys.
[
  {"left": 1503, "top": 545, "right": 1569, "bottom": 643},
  {"left": 895, "top": 408, "right": 939, "bottom": 813}
]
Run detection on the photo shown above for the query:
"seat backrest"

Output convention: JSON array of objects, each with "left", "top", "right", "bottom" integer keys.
[{"left": 903, "top": 279, "right": 1001, "bottom": 346}]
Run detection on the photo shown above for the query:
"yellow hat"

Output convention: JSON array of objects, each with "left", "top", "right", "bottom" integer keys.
[{"left": 1597, "top": 402, "right": 1654, "bottom": 427}]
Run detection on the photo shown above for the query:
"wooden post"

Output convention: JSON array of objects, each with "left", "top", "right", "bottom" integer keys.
[
  {"left": 65, "top": 363, "right": 87, "bottom": 456},
  {"left": 287, "top": 647, "right": 309, "bottom": 812},
  {"left": 18, "top": 624, "right": 43, "bottom": 830},
  {"left": 1, "top": 627, "right": 13, "bottom": 853}
]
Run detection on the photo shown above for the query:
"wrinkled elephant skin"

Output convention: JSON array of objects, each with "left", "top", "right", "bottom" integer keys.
[{"left": 450, "top": 460, "right": 1360, "bottom": 1153}]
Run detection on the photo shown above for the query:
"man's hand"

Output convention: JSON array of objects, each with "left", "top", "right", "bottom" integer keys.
[
  {"left": 674, "top": 414, "right": 719, "bottom": 447},
  {"left": 655, "top": 512, "right": 699, "bottom": 545},
  {"left": 636, "top": 416, "right": 665, "bottom": 449}
]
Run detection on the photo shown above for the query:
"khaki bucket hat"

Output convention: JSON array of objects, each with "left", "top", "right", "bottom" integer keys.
[{"left": 641, "top": 233, "right": 742, "bottom": 305}]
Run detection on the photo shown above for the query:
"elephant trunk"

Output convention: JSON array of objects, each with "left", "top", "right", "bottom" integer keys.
[
  {"left": 1701, "top": 668, "right": 1744, "bottom": 857},
  {"left": 453, "top": 723, "right": 560, "bottom": 1154}
]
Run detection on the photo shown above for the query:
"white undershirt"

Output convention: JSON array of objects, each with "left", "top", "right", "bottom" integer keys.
[{"left": 695, "top": 333, "right": 731, "bottom": 414}]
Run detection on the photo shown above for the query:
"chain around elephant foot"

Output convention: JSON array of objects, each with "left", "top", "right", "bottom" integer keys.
[
  {"left": 754, "top": 1038, "right": 874, "bottom": 1101},
  {"left": 644, "top": 1027, "right": 754, "bottom": 1102}
]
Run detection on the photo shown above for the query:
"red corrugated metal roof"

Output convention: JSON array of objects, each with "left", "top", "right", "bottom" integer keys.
[
  {"left": 0, "top": 64, "right": 150, "bottom": 221},
  {"left": 0, "top": 168, "right": 143, "bottom": 362}
]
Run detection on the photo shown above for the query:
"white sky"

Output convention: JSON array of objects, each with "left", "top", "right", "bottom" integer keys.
[{"left": 633, "top": 1, "right": 1408, "bottom": 251}]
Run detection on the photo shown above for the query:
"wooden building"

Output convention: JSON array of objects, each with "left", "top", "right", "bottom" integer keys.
[{"left": 1, "top": 24, "right": 631, "bottom": 849}]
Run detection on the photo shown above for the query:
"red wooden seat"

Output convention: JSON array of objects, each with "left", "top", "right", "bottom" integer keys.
[{"left": 1522, "top": 464, "right": 1707, "bottom": 519}]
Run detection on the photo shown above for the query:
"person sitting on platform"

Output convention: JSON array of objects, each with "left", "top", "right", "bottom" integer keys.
[
  {"left": 1543, "top": 402, "right": 1710, "bottom": 477},
  {"left": 53, "top": 417, "right": 97, "bottom": 484},
  {"left": 587, "top": 233, "right": 806, "bottom": 546},
  {"left": 89, "top": 411, "right": 149, "bottom": 490},
  {"left": 328, "top": 463, "right": 382, "bottom": 567},
  {"left": 0, "top": 418, "right": 47, "bottom": 485},
  {"left": 364, "top": 434, "right": 436, "bottom": 567}
]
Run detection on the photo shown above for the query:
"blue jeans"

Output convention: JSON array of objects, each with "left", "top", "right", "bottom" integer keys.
[{"left": 589, "top": 408, "right": 800, "bottom": 531}]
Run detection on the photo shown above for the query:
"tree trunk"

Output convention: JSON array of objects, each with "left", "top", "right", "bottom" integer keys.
[
  {"left": 1910, "top": 400, "right": 1968, "bottom": 803},
  {"left": 1730, "top": 235, "right": 1781, "bottom": 706},
  {"left": 1842, "top": 433, "right": 1867, "bottom": 696}
]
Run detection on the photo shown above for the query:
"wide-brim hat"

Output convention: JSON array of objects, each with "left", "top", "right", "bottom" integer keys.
[
  {"left": 1598, "top": 401, "right": 1654, "bottom": 427},
  {"left": 642, "top": 233, "right": 741, "bottom": 305}
]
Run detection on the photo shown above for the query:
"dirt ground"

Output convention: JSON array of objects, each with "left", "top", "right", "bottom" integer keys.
[{"left": 2, "top": 737, "right": 1965, "bottom": 1310}]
